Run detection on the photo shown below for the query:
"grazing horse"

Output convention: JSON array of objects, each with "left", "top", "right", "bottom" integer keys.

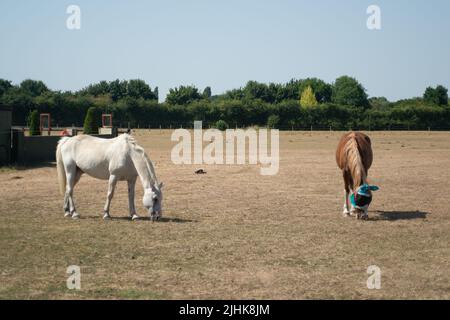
[
  {"left": 56, "top": 133, "right": 163, "bottom": 221},
  {"left": 336, "top": 132, "right": 379, "bottom": 220}
]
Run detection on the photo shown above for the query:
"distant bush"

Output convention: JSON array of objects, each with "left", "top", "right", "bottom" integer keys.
[
  {"left": 215, "top": 120, "right": 229, "bottom": 131},
  {"left": 28, "top": 110, "right": 40, "bottom": 136},
  {"left": 267, "top": 115, "right": 280, "bottom": 129},
  {"left": 300, "top": 86, "right": 318, "bottom": 107},
  {"left": 83, "top": 107, "right": 100, "bottom": 134}
]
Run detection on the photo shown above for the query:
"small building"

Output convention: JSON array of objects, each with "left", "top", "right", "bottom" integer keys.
[{"left": 0, "top": 108, "right": 118, "bottom": 166}]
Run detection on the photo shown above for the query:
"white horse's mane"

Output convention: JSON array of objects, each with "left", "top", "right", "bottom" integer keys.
[{"left": 126, "top": 135, "right": 159, "bottom": 186}]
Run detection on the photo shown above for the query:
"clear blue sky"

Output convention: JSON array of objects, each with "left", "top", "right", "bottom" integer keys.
[{"left": 0, "top": 0, "right": 449, "bottom": 101}]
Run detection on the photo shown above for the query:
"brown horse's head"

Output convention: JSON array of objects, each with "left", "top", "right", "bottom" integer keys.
[{"left": 350, "top": 184, "right": 379, "bottom": 219}]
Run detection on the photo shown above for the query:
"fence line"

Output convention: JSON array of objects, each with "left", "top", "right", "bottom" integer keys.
[
  {"left": 8, "top": 125, "right": 450, "bottom": 133},
  {"left": 117, "top": 124, "right": 450, "bottom": 132}
]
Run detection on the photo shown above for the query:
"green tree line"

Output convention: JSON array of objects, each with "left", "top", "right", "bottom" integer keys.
[{"left": 0, "top": 77, "right": 448, "bottom": 130}]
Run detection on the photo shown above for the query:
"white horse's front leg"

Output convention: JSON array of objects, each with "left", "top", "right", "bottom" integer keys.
[
  {"left": 127, "top": 177, "right": 139, "bottom": 220},
  {"left": 103, "top": 175, "right": 118, "bottom": 219}
]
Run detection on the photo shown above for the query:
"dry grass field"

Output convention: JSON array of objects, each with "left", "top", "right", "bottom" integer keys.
[{"left": 0, "top": 130, "right": 449, "bottom": 299}]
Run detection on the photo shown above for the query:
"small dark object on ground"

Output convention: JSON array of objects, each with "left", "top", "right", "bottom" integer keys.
[{"left": 195, "top": 169, "right": 207, "bottom": 174}]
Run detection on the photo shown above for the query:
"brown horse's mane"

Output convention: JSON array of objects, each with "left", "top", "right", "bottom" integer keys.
[
  {"left": 336, "top": 131, "right": 373, "bottom": 190},
  {"left": 344, "top": 137, "right": 367, "bottom": 187}
]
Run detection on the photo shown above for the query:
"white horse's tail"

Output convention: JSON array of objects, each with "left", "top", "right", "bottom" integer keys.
[{"left": 56, "top": 137, "right": 69, "bottom": 195}]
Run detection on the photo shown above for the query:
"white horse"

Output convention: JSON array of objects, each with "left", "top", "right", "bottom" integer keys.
[{"left": 56, "top": 133, "right": 163, "bottom": 221}]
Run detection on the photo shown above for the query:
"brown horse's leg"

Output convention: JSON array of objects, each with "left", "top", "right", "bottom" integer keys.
[{"left": 343, "top": 170, "right": 351, "bottom": 216}]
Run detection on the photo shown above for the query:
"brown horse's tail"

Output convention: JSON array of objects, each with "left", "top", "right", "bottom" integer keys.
[{"left": 344, "top": 136, "right": 367, "bottom": 187}]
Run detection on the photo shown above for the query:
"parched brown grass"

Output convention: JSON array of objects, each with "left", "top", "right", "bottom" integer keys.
[{"left": 0, "top": 130, "right": 449, "bottom": 299}]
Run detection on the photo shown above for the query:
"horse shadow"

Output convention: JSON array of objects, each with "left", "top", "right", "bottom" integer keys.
[
  {"left": 370, "top": 210, "right": 429, "bottom": 221},
  {"left": 135, "top": 216, "right": 197, "bottom": 223},
  {"left": 81, "top": 215, "right": 196, "bottom": 223}
]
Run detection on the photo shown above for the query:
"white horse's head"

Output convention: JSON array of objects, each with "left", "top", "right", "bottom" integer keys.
[{"left": 143, "top": 182, "right": 164, "bottom": 221}]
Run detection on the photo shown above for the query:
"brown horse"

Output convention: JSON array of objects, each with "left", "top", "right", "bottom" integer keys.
[{"left": 336, "top": 132, "right": 379, "bottom": 219}]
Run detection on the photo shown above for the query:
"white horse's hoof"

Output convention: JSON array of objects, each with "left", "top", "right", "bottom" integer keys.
[
  {"left": 64, "top": 212, "right": 72, "bottom": 218},
  {"left": 72, "top": 213, "right": 80, "bottom": 219},
  {"left": 342, "top": 211, "right": 350, "bottom": 217},
  {"left": 131, "top": 214, "right": 140, "bottom": 221},
  {"left": 103, "top": 213, "right": 111, "bottom": 220}
]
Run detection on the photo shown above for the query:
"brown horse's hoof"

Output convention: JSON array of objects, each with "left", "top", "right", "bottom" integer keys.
[{"left": 356, "top": 212, "right": 368, "bottom": 220}]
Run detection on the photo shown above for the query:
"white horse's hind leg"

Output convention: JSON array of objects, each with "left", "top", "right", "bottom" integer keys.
[
  {"left": 65, "top": 168, "right": 83, "bottom": 218},
  {"left": 127, "top": 176, "right": 139, "bottom": 220},
  {"left": 65, "top": 165, "right": 80, "bottom": 219},
  {"left": 103, "top": 175, "right": 118, "bottom": 219},
  {"left": 63, "top": 192, "right": 71, "bottom": 217}
]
